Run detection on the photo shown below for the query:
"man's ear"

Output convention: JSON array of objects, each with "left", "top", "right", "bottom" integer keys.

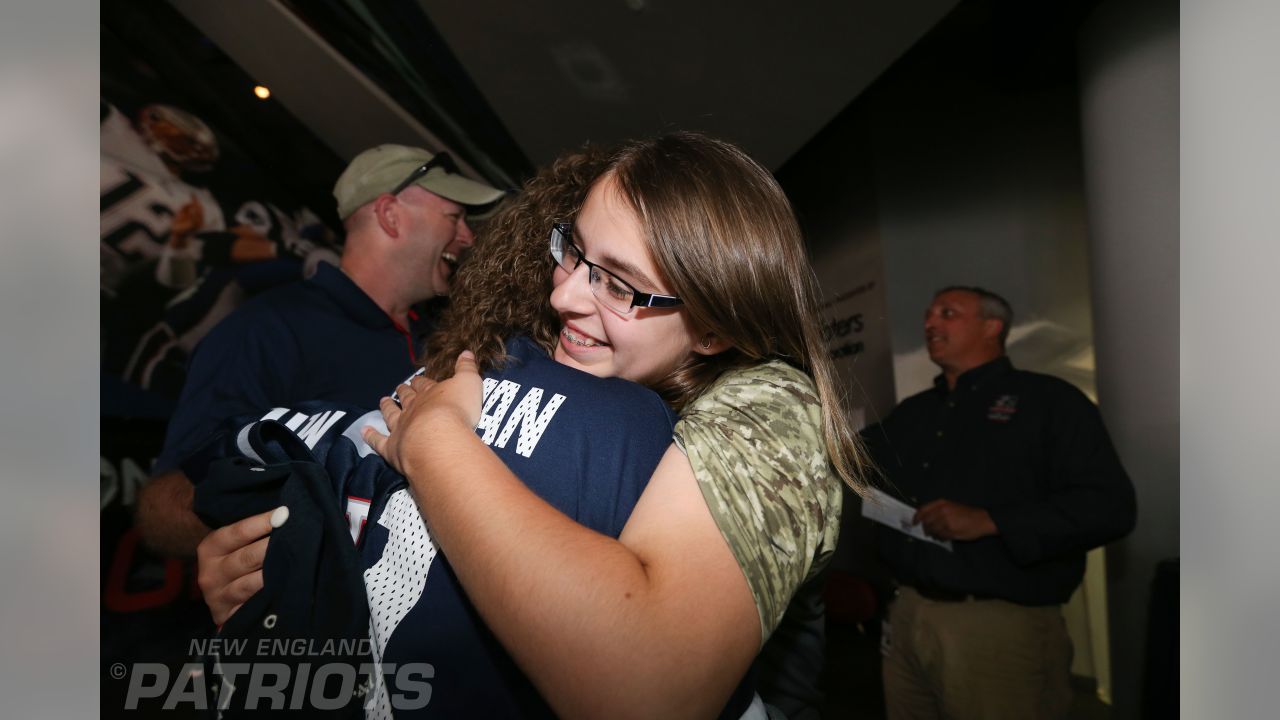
[
  {"left": 372, "top": 194, "right": 401, "bottom": 238},
  {"left": 982, "top": 317, "right": 1003, "bottom": 341},
  {"left": 693, "top": 331, "right": 733, "bottom": 357}
]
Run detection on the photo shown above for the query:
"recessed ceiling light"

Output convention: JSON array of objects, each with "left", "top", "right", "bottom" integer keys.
[{"left": 253, "top": 85, "right": 271, "bottom": 100}]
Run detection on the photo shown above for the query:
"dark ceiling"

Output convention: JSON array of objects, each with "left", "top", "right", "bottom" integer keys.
[
  {"left": 161, "top": 0, "right": 960, "bottom": 183},
  {"left": 110, "top": 0, "right": 1096, "bottom": 207}
]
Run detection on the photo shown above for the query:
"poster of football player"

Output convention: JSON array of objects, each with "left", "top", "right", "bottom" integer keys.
[
  {"left": 101, "top": 100, "right": 340, "bottom": 410},
  {"left": 100, "top": 57, "right": 343, "bottom": 714}
]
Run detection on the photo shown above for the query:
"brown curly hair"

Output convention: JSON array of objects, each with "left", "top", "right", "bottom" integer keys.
[{"left": 420, "top": 145, "right": 612, "bottom": 379}]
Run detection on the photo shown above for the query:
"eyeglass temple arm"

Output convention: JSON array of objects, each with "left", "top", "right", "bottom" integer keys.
[{"left": 634, "top": 293, "right": 682, "bottom": 308}]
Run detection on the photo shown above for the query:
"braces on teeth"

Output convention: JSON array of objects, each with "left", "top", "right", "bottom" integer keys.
[{"left": 563, "top": 328, "right": 603, "bottom": 347}]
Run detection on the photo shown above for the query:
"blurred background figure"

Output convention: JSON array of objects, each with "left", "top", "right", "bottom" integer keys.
[{"left": 863, "top": 286, "right": 1136, "bottom": 720}]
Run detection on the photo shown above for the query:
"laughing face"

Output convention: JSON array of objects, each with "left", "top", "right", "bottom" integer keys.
[
  {"left": 549, "top": 174, "right": 703, "bottom": 385},
  {"left": 402, "top": 187, "right": 475, "bottom": 298}
]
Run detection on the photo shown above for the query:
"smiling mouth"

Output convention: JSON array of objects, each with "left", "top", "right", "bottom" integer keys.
[
  {"left": 562, "top": 326, "right": 608, "bottom": 348},
  {"left": 441, "top": 252, "right": 460, "bottom": 273}
]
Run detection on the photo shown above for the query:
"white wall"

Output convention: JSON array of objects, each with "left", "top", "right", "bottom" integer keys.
[
  {"left": 863, "top": 9, "right": 1098, "bottom": 400},
  {"left": 1078, "top": 0, "right": 1179, "bottom": 715}
]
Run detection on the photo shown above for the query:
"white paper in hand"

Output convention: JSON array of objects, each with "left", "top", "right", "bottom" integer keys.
[{"left": 861, "top": 487, "right": 953, "bottom": 551}]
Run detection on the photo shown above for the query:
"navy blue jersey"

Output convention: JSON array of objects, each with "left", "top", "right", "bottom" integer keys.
[{"left": 190, "top": 336, "right": 677, "bottom": 717}]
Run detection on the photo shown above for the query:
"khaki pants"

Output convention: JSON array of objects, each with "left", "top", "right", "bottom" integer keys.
[{"left": 882, "top": 587, "right": 1073, "bottom": 720}]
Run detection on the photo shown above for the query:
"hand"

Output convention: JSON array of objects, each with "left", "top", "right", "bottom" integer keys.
[
  {"left": 168, "top": 194, "right": 203, "bottom": 246},
  {"left": 229, "top": 225, "right": 278, "bottom": 263},
  {"left": 195, "top": 506, "right": 286, "bottom": 625},
  {"left": 364, "top": 351, "right": 482, "bottom": 476},
  {"left": 913, "top": 499, "right": 997, "bottom": 541}
]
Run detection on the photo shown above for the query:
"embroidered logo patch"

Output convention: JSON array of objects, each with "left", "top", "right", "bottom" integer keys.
[{"left": 987, "top": 394, "right": 1018, "bottom": 422}]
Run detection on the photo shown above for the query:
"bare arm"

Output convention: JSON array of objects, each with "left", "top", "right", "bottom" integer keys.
[
  {"left": 135, "top": 470, "right": 212, "bottom": 557},
  {"left": 365, "top": 357, "right": 761, "bottom": 719},
  {"left": 135, "top": 472, "right": 279, "bottom": 624},
  {"left": 137, "top": 470, "right": 271, "bottom": 625}
]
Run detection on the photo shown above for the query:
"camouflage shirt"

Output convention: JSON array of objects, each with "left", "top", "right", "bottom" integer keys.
[{"left": 674, "top": 360, "right": 843, "bottom": 642}]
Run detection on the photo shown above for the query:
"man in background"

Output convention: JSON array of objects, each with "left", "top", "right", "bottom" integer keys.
[
  {"left": 135, "top": 144, "right": 504, "bottom": 556},
  {"left": 864, "top": 286, "right": 1137, "bottom": 720}
]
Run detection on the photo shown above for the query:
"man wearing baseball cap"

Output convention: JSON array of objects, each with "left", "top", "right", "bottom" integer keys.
[
  {"left": 137, "top": 144, "right": 505, "bottom": 556},
  {"left": 333, "top": 144, "right": 505, "bottom": 307}
]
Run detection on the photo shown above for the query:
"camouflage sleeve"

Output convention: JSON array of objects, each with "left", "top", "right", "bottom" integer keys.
[{"left": 673, "top": 361, "right": 843, "bottom": 642}]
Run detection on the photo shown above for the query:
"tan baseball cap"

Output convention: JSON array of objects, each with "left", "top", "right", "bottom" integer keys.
[{"left": 333, "top": 144, "right": 506, "bottom": 220}]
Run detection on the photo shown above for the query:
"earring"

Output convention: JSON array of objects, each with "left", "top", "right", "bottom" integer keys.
[{"left": 700, "top": 335, "right": 713, "bottom": 350}]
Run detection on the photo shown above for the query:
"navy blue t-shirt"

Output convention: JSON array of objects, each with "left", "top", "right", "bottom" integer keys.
[
  {"left": 189, "top": 336, "right": 678, "bottom": 717},
  {"left": 155, "top": 261, "right": 429, "bottom": 473}
]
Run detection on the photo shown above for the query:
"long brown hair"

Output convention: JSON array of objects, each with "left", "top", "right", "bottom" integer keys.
[
  {"left": 604, "top": 132, "right": 870, "bottom": 493},
  {"left": 425, "top": 133, "right": 869, "bottom": 493},
  {"left": 421, "top": 146, "right": 610, "bottom": 378}
]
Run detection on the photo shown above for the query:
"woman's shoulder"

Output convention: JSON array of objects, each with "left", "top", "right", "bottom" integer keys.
[
  {"left": 684, "top": 359, "right": 820, "bottom": 423},
  {"left": 674, "top": 359, "right": 842, "bottom": 640},
  {"left": 676, "top": 359, "right": 826, "bottom": 477}
]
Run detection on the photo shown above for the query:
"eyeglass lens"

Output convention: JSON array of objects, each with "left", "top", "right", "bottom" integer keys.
[{"left": 550, "top": 226, "right": 637, "bottom": 313}]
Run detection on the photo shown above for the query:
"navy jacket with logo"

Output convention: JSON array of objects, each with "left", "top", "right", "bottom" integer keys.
[{"left": 862, "top": 356, "right": 1137, "bottom": 606}]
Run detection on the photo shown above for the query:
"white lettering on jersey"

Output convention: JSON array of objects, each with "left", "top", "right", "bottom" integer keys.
[
  {"left": 474, "top": 380, "right": 566, "bottom": 457},
  {"left": 345, "top": 496, "right": 371, "bottom": 544},
  {"left": 494, "top": 387, "right": 566, "bottom": 457},
  {"left": 476, "top": 380, "right": 520, "bottom": 444},
  {"left": 256, "top": 407, "right": 348, "bottom": 449},
  {"left": 99, "top": 154, "right": 226, "bottom": 294},
  {"left": 238, "top": 407, "right": 350, "bottom": 461},
  {"left": 296, "top": 410, "right": 347, "bottom": 448}
]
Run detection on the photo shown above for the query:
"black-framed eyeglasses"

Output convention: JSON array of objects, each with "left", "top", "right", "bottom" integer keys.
[
  {"left": 549, "top": 222, "right": 682, "bottom": 315},
  {"left": 391, "top": 151, "right": 460, "bottom": 196}
]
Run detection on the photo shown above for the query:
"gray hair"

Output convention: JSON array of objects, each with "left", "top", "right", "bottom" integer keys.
[{"left": 936, "top": 285, "right": 1013, "bottom": 349}]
